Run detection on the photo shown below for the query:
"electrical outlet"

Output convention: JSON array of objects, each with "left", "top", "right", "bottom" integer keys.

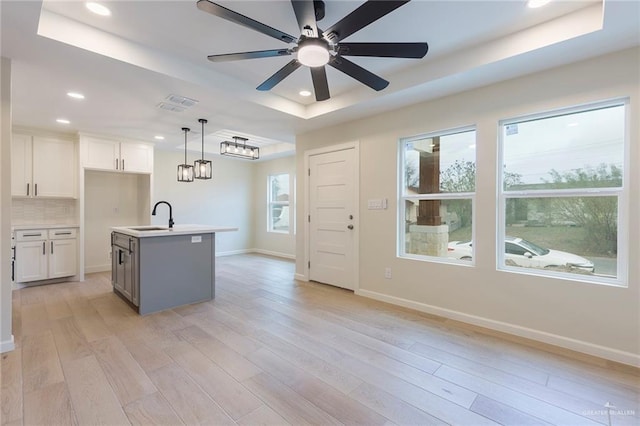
[
  {"left": 384, "top": 267, "right": 392, "bottom": 279},
  {"left": 108, "top": 250, "right": 112, "bottom": 260}
]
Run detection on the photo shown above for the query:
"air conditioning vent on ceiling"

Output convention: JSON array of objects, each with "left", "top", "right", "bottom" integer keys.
[
  {"left": 165, "top": 94, "right": 199, "bottom": 107},
  {"left": 157, "top": 102, "right": 186, "bottom": 112}
]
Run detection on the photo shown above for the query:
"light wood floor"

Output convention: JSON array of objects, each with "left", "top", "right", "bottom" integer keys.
[{"left": 2, "top": 254, "right": 639, "bottom": 426}]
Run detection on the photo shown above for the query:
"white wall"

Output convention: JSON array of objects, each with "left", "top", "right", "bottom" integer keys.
[
  {"left": 84, "top": 171, "right": 150, "bottom": 273},
  {"left": 152, "top": 150, "right": 254, "bottom": 255},
  {"left": 295, "top": 48, "right": 640, "bottom": 365},
  {"left": 0, "top": 57, "right": 14, "bottom": 352},
  {"left": 253, "top": 155, "right": 296, "bottom": 258}
]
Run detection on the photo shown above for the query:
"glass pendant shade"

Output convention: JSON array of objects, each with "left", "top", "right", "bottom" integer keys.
[
  {"left": 177, "top": 127, "right": 194, "bottom": 182},
  {"left": 220, "top": 136, "right": 259, "bottom": 160},
  {"left": 194, "top": 118, "right": 212, "bottom": 179},
  {"left": 194, "top": 159, "right": 212, "bottom": 179},
  {"left": 177, "top": 163, "right": 194, "bottom": 182}
]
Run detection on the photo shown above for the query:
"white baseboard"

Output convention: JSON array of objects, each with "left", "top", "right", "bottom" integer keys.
[
  {"left": 85, "top": 264, "right": 110, "bottom": 274},
  {"left": 216, "top": 249, "right": 253, "bottom": 257},
  {"left": 252, "top": 249, "right": 295, "bottom": 260},
  {"left": 294, "top": 273, "right": 308, "bottom": 282},
  {"left": 216, "top": 248, "right": 296, "bottom": 260},
  {"left": 356, "top": 289, "right": 640, "bottom": 368},
  {"left": 0, "top": 335, "right": 15, "bottom": 353}
]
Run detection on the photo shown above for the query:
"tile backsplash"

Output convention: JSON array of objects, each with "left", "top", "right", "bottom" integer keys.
[{"left": 12, "top": 199, "right": 78, "bottom": 225}]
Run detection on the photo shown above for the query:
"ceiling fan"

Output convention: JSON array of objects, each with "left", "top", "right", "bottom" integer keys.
[{"left": 196, "top": 0, "right": 429, "bottom": 101}]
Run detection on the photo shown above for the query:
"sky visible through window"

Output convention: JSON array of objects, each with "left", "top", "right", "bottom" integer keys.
[{"left": 503, "top": 105, "right": 624, "bottom": 185}]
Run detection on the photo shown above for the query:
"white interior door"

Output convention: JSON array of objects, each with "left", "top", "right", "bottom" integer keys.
[{"left": 309, "top": 148, "right": 357, "bottom": 290}]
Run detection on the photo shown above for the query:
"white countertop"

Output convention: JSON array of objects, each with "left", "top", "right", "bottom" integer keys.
[
  {"left": 111, "top": 224, "right": 238, "bottom": 238},
  {"left": 12, "top": 224, "right": 79, "bottom": 231}
]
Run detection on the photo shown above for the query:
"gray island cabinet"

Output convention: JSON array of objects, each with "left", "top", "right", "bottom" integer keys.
[{"left": 111, "top": 225, "right": 237, "bottom": 315}]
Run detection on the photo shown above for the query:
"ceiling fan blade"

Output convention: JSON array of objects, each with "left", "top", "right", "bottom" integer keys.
[
  {"left": 310, "top": 66, "right": 330, "bottom": 101},
  {"left": 291, "top": 0, "right": 318, "bottom": 37},
  {"left": 257, "top": 59, "right": 302, "bottom": 91},
  {"left": 329, "top": 55, "right": 389, "bottom": 91},
  {"left": 197, "top": 0, "right": 297, "bottom": 44},
  {"left": 208, "top": 49, "right": 292, "bottom": 62},
  {"left": 324, "top": 1, "right": 409, "bottom": 43},
  {"left": 338, "top": 42, "right": 428, "bottom": 59}
]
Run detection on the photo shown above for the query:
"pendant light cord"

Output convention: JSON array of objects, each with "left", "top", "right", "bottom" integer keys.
[
  {"left": 201, "top": 120, "right": 205, "bottom": 157},
  {"left": 198, "top": 118, "right": 208, "bottom": 160},
  {"left": 182, "top": 127, "right": 189, "bottom": 164}
]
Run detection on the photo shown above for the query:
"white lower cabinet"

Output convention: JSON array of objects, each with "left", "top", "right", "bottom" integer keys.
[
  {"left": 14, "top": 228, "right": 77, "bottom": 284},
  {"left": 50, "top": 238, "right": 78, "bottom": 278},
  {"left": 15, "top": 239, "right": 48, "bottom": 282}
]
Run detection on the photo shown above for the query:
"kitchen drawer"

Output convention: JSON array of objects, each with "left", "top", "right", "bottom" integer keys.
[
  {"left": 112, "top": 231, "right": 135, "bottom": 249},
  {"left": 15, "top": 229, "right": 46, "bottom": 241},
  {"left": 48, "top": 228, "right": 77, "bottom": 239}
]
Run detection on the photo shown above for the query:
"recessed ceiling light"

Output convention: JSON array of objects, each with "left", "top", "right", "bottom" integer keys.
[
  {"left": 67, "top": 92, "right": 85, "bottom": 100},
  {"left": 567, "top": 122, "right": 579, "bottom": 127},
  {"left": 527, "top": 0, "right": 551, "bottom": 8},
  {"left": 86, "top": 2, "right": 111, "bottom": 16},
  {"left": 299, "top": 90, "right": 312, "bottom": 97},
  {"left": 154, "top": 135, "right": 165, "bottom": 140},
  {"left": 56, "top": 118, "right": 70, "bottom": 124}
]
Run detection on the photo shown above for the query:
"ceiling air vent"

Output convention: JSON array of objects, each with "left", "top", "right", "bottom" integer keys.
[
  {"left": 156, "top": 102, "right": 186, "bottom": 112},
  {"left": 165, "top": 94, "right": 199, "bottom": 107}
]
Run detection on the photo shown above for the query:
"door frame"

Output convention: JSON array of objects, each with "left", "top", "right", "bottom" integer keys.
[{"left": 303, "top": 141, "right": 360, "bottom": 291}]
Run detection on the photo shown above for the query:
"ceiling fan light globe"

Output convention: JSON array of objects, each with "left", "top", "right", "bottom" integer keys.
[{"left": 298, "top": 44, "right": 330, "bottom": 67}]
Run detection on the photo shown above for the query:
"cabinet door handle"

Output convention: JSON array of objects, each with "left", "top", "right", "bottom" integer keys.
[
  {"left": 23, "top": 233, "right": 42, "bottom": 237},
  {"left": 35, "top": 183, "right": 38, "bottom": 196},
  {"left": 42, "top": 241, "right": 45, "bottom": 255},
  {"left": 118, "top": 249, "right": 123, "bottom": 265},
  {"left": 122, "top": 159, "right": 125, "bottom": 170},
  {"left": 26, "top": 183, "right": 29, "bottom": 196},
  {"left": 51, "top": 241, "right": 53, "bottom": 254},
  {"left": 116, "top": 158, "right": 119, "bottom": 170}
]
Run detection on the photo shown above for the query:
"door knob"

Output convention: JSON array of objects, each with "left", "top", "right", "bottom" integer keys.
[{"left": 347, "top": 224, "right": 354, "bottom": 230}]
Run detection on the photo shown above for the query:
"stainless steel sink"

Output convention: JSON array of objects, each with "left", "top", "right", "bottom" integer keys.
[{"left": 128, "top": 226, "right": 168, "bottom": 231}]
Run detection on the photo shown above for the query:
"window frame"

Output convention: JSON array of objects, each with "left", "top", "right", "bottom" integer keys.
[
  {"left": 267, "top": 173, "right": 291, "bottom": 234},
  {"left": 497, "top": 99, "right": 629, "bottom": 286},
  {"left": 397, "top": 125, "right": 477, "bottom": 265}
]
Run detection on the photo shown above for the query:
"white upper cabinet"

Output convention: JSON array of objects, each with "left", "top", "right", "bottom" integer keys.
[
  {"left": 81, "top": 136, "right": 153, "bottom": 174},
  {"left": 120, "top": 143, "right": 153, "bottom": 173},
  {"left": 82, "top": 137, "right": 120, "bottom": 171},
  {"left": 11, "top": 134, "right": 77, "bottom": 198},
  {"left": 11, "top": 134, "right": 32, "bottom": 197}
]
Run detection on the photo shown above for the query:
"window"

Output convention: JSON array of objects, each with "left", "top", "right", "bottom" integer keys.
[
  {"left": 399, "top": 127, "right": 476, "bottom": 262},
  {"left": 268, "top": 173, "right": 290, "bottom": 233},
  {"left": 499, "top": 101, "right": 627, "bottom": 284}
]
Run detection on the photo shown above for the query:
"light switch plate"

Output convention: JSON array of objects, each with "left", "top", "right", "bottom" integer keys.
[{"left": 367, "top": 198, "right": 388, "bottom": 210}]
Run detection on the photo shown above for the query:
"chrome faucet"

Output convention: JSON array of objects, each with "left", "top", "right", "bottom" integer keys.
[{"left": 152, "top": 201, "right": 174, "bottom": 229}]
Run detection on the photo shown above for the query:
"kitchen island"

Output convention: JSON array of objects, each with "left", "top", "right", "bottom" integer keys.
[{"left": 111, "top": 225, "right": 236, "bottom": 315}]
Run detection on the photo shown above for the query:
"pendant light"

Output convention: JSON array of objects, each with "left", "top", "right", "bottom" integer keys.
[
  {"left": 220, "top": 136, "right": 260, "bottom": 160},
  {"left": 194, "top": 118, "right": 212, "bottom": 179},
  {"left": 177, "top": 127, "right": 194, "bottom": 182}
]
